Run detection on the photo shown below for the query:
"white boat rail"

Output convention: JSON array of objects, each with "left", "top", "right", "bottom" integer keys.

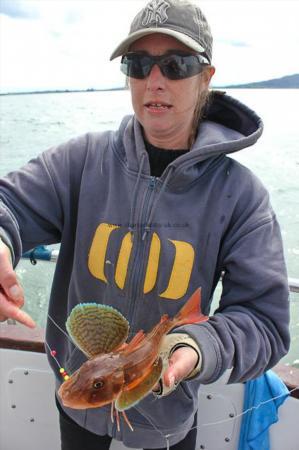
[{"left": 289, "top": 277, "right": 299, "bottom": 293}]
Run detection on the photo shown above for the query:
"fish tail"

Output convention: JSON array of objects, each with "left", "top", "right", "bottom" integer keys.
[{"left": 173, "top": 288, "right": 208, "bottom": 327}]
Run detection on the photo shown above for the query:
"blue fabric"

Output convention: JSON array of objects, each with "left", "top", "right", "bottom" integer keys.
[{"left": 238, "top": 370, "right": 289, "bottom": 450}]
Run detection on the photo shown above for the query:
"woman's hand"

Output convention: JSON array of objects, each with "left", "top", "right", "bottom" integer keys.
[
  {"left": 0, "top": 238, "right": 35, "bottom": 328},
  {"left": 163, "top": 346, "right": 198, "bottom": 388}
]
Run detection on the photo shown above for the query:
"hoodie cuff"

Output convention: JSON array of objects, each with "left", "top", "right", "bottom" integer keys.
[{"left": 153, "top": 333, "right": 202, "bottom": 398}]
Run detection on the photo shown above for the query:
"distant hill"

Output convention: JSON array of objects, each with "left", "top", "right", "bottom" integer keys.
[
  {"left": 1, "top": 74, "right": 298, "bottom": 96},
  {"left": 222, "top": 73, "right": 299, "bottom": 89}
]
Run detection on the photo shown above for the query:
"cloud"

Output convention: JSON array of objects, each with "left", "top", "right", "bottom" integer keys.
[
  {"left": 0, "top": 0, "right": 39, "bottom": 19},
  {"left": 219, "top": 39, "right": 250, "bottom": 48},
  {"left": 50, "top": 31, "right": 63, "bottom": 40},
  {"left": 1, "top": 0, "right": 299, "bottom": 91},
  {"left": 230, "top": 41, "right": 250, "bottom": 48},
  {"left": 63, "top": 9, "right": 82, "bottom": 25}
]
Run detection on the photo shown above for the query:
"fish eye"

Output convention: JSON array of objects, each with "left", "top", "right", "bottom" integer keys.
[{"left": 93, "top": 379, "right": 104, "bottom": 389}]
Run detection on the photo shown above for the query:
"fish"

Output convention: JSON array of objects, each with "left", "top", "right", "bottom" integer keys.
[{"left": 58, "top": 288, "right": 208, "bottom": 430}]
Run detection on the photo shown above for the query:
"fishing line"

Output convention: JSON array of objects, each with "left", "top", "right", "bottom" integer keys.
[
  {"left": 168, "top": 386, "right": 299, "bottom": 438},
  {"left": 47, "top": 313, "right": 71, "bottom": 341},
  {"left": 47, "top": 312, "right": 88, "bottom": 374},
  {"left": 46, "top": 312, "right": 84, "bottom": 377},
  {"left": 135, "top": 404, "right": 171, "bottom": 450},
  {"left": 44, "top": 340, "right": 61, "bottom": 369},
  {"left": 135, "top": 385, "right": 299, "bottom": 447},
  {"left": 44, "top": 340, "right": 70, "bottom": 381},
  {"left": 64, "top": 346, "right": 86, "bottom": 375}
]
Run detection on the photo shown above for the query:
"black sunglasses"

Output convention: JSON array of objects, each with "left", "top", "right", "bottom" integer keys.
[{"left": 120, "top": 51, "right": 209, "bottom": 80}]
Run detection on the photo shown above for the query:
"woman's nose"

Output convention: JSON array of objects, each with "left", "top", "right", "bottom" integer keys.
[{"left": 146, "top": 64, "right": 166, "bottom": 90}]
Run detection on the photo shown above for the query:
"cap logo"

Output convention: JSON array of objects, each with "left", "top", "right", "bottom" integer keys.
[{"left": 142, "top": 0, "right": 170, "bottom": 26}]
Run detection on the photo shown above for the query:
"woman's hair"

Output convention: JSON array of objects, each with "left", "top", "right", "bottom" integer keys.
[{"left": 188, "top": 69, "right": 211, "bottom": 147}]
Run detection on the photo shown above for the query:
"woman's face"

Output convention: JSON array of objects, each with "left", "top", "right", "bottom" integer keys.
[{"left": 128, "top": 33, "right": 214, "bottom": 149}]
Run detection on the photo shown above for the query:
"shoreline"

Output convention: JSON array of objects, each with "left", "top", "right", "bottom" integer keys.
[
  {"left": 1, "top": 86, "right": 298, "bottom": 97},
  {"left": 0, "top": 88, "right": 127, "bottom": 97}
]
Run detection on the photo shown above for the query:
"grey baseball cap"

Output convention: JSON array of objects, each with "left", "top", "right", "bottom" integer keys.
[{"left": 110, "top": 0, "right": 213, "bottom": 63}]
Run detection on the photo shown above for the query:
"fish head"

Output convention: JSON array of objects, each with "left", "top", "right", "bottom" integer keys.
[{"left": 58, "top": 353, "right": 124, "bottom": 409}]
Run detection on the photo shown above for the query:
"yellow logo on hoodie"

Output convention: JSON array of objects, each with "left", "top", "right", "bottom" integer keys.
[{"left": 88, "top": 223, "right": 194, "bottom": 300}]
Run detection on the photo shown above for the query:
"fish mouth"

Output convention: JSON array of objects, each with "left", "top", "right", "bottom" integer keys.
[
  {"left": 59, "top": 392, "right": 110, "bottom": 410},
  {"left": 58, "top": 387, "right": 90, "bottom": 409},
  {"left": 58, "top": 383, "right": 81, "bottom": 408},
  {"left": 61, "top": 399, "right": 90, "bottom": 409}
]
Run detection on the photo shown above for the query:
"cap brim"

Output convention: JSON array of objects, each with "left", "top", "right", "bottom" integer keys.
[{"left": 110, "top": 28, "right": 205, "bottom": 60}]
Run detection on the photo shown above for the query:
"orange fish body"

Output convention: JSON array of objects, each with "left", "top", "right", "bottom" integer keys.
[{"left": 58, "top": 288, "right": 208, "bottom": 414}]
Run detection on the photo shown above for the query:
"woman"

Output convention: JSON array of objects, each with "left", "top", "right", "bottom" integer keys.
[{"left": 0, "top": 1, "right": 290, "bottom": 449}]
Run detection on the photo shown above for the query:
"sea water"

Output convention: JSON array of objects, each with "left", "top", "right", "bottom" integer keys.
[{"left": 0, "top": 89, "right": 298, "bottom": 366}]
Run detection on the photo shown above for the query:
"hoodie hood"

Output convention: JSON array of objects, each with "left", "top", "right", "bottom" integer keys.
[
  {"left": 114, "top": 91, "right": 263, "bottom": 189},
  {"left": 111, "top": 91, "right": 264, "bottom": 237}
]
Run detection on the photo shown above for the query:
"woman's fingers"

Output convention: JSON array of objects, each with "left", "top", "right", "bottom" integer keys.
[
  {"left": 0, "top": 313, "right": 8, "bottom": 322},
  {"left": 163, "top": 347, "right": 198, "bottom": 388},
  {"left": 0, "top": 239, "right": 35, "bottom": 328},
  {"left": 0, "top": 240, "right": 24, "bottom": 306},
  {"left": 0, "top": 291, "right": 35, "bottom": 328}
]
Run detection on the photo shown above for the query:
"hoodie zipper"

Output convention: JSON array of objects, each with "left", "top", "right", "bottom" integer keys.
[{"left": 127, "top": 176, "right": 157, "bottom": 325}]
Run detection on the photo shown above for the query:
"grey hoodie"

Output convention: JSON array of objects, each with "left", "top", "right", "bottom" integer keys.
[{"left": 0, "top": 92, "right": 290, "bottom": 448}]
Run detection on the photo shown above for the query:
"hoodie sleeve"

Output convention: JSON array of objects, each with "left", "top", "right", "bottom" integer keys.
[
  {"left": 179, "top": 170, "right": 290, "bottom": 384},
  {"left": 0, "top": 133, "right": 90, "bottom": 265}
]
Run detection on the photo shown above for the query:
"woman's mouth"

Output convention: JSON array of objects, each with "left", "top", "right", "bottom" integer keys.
[{"left": 145, "top": 102, "right": 172, "bottom": 112}]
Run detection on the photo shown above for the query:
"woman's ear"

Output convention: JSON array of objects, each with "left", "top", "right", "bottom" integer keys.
[{"left": 202, "top": 66, "right": 216, "bottom": 88}]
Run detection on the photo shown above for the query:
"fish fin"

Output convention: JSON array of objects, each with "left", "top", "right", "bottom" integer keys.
[
  {"left": 141, "top": 314, "right": 168, "bottom": 343},
  {"left": 121, "top": 330, "right": 146, "bottom": 355},
  {"left": 114, "top": 342, "right": 128, "bottom": 352},
  {"left": 121, "top": 410, "right": 134, "bottom": 431},
  {"left": 174, "top": 288, "right": 208, "bottom": 327},
  {"left": 115, "top": 358, "right": 163, "bottom": 411},
  {"left": 66, "top": 303, "right": 129, "bottom": 358}
]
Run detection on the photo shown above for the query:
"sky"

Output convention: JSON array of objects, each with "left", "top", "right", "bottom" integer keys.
[{"left": 0, "top": 0, "right": 298, "bottom": 93}]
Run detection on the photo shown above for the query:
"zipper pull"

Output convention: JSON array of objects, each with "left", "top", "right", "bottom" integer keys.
[{"left": 149, "top": 176, "right": 156, "bottom": 189}]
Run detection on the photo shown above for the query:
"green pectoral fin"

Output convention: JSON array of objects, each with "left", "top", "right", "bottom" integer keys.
[
  {"left": 66, "top": 303, "right": 129, "bottom": 358},
  {"left": 115, "top": 358, "right": 163, "bottom": 411}
]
